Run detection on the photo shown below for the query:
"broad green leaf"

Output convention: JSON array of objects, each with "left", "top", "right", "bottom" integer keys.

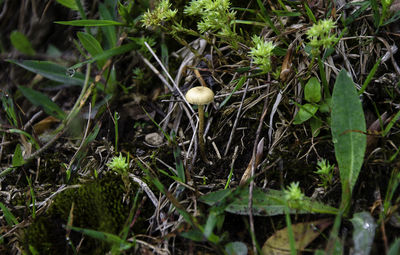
[
  {"left": 293, "top": 103, "right": 318, "bottom": 124},
  {"left": 351, "top": 212, "right": 376, "bottom": 255},
  {"left": 331, "top": 70, "right": 366, "bottom": 195},
  {"left": 0, "top": 202, "right": 19, "bottom": 226},
  {"left": 10, "top": 31, "right": 35, "bottom": 56},
  {"left": 12, "top": 144, "right": 25, "bottom": 167},
  {"left": 200, "top": 188, "right": 338, "bottom": 216},
  {"left": 304, "top": 77, "right": 321, "bottom": 103},
  {"left": 55, "top": 0, "right": 78, "bottom": 10},
  {"left": 7, "top": 60, "right": 86, "bottom": 86},
  {"left": 77, "top": 32, "right": 105, "bottom": 67},
  {"left": 18, "top": 86, "right": 66, "bottom": 120},
  {"left": 55, "top": 19, "right": 123, "bottom": 26}
]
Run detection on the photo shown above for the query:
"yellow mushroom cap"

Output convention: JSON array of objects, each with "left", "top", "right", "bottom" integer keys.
[{"left": 185, "top": 86, "right": 214, "bottom": 105}]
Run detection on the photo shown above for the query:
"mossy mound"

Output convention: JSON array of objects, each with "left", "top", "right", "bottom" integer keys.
[{"left": 24, "top": 172, "right": 149, "bottom": 254}]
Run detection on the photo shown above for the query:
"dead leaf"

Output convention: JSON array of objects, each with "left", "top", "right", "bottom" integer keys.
[
  {"left": 262, "top": 219, "right": 332, "bottom": 255},
  {"left": 33, "top": 116, "right": 60, "bottom": 135}
]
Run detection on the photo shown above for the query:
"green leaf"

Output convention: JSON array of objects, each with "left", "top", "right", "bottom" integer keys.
[
  {"left": 55, "top": 0, "right": 78, "bottom": 10},
  {"left": 351, "top": 212, "right": 376, "bottom": 255},
  {"left": 310, "top": 118, "right": 322, "bottom": 137},
  {"left": 18, "top": 86, "right": 66, "bottom": 120},
  {"left": 331, "top": 70, "right": 366, "bottom": 195},
  {"left": 55, "top": 19, "right": 123, "bottom": 26},
  {"left": 388, "top": 239, "right": 400, "bottom": 255},
  {"left": 68, "top": 43, "right": 136, "bottom": 70},
  {"left": 293, "top": 103, "right": 318, "bottom": 124},
  {"left": 0, "top": 202, "right": 19, "bottom": 226},
  {"left": 99, "top": 3, "right": 117, "bottom": 48},
  {"left": 77, "top": 32, "right": 105, "bottom": 67},
  {"left": 7, "top": 60, "right": 86, "bottom": 86},
  {"left": 77, "top": 32, "right": 104, "bottom": 56},
  {"left": 67, "top": 226, "right": 133, "bottom": 251},
  {"left": 10, "top": 31, "right": 35, "bottom": 56},
  {"left": 304, "top": 77, "right": 321, "bottom": 103},
  {"left": 12, "top": 144, "right": 25, "bottom": 167},
  {"left": 200, "top": 188, "right": 338, "bottom": 216}
]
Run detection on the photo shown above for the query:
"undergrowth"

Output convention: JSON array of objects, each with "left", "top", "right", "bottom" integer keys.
[{"left": 1, "top": 0, "right": 400, "bottom": 254}]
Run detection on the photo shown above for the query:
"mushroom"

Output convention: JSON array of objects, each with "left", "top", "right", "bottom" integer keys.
[{"left": 185, "top": 86, "right": 214, "bottom": 163}]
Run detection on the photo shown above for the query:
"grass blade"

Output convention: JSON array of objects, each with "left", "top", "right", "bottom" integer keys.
[
  {"left": 18, "top": 86, "right": 66, "bottom": 120},
  {"left": 7, "top": 60, "right": 86, "bottom": 86}
]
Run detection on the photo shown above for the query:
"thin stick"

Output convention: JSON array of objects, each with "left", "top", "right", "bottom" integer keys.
[
  {"left": 248, "top": 85, "right": 270, "bottom": 254},
  {"left": 224, "top": 79, "right": 250, "bottom": 156}
]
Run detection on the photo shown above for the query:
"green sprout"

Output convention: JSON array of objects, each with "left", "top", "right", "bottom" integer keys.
[
  {"left": 284, "top": 182, "right": 305, "bottom": 202},
  {"left": 249, "top": 35, "right": 275, "bottom": 73},
  {"left": 107, "top": 153, "right": 129, "bottom": 175},
  {"left": 314, "top": 159, "right": 335, "bottom": 189},
  {"left": 142, "top": 0, "right": 177, "bottom": 28},
  {"left": 306, "top": 19, "right": 338, "bottom": 56}
]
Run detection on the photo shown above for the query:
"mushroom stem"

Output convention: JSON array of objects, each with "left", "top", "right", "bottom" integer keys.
[{"left": 197, "top": 105, "right": 210, "bottom": 164}]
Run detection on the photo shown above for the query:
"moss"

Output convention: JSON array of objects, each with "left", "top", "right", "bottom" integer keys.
[{"left": 24, "top": 172, "right": 150, "bottom": 254}]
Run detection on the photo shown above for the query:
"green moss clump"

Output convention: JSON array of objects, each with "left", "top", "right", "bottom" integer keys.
[{"left": 24, "top": 172, "right": 149, "bottom": 254}]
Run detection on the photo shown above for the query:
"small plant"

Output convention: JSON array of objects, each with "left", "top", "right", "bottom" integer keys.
[
  {"left": 107, "top": 153, "right": 129, "bottom": 175},
  {"left": 315, "top": 159, "right": 335, "bottom": 189},
  {"left": 284, "top": 182, "right": 305, "bottom": 208},
  {"left": 306, "top": 19, "right": 338, "bottom": 56},
  {"left": 248, "top": 35, "right": 276, "bottom": 73},
  {"left": 184, "top": 0, "right": 236, "bottom": 38},
  {"left": 142, "top": 0, "right": 177, "bottom": 28},
  {"left": 293, "top": 77, "right": 331, "bottom": 136}
]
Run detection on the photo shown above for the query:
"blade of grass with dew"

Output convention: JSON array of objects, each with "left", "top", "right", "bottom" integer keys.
[
  {"left": 0, "top": 202, "right": 19, "bottom": 226},
  {"left": 331, "top": 69, "right": 366, "bottom": 214}
]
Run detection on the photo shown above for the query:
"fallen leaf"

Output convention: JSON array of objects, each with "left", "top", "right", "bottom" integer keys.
[{"left": 262, "top": 219, "right": 332, "bottom": 255}]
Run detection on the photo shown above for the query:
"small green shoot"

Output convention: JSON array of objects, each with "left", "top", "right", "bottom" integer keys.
[
  {"left": 315, "top": 159, "right": 335, "bottom": 189},
  {"left": 248, "top": 35, "right": 276, "bottom": 73}
]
